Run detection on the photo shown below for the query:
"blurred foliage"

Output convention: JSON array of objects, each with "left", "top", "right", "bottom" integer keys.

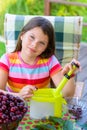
[
  {"left": 0, "top": 0, "right": 87, "bottom": 41},
  {"left": 50, "top": 0, "right": 87, "bottom": 42},
  {"left": 0, "top": 42, "right": 6, "bottom": 57}
]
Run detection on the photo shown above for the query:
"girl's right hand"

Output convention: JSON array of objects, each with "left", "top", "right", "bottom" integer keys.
[{"left": 19, "top": 85, "right": 37, "bottom": 99}]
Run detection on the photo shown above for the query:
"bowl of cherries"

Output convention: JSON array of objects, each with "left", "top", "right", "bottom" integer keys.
[
  {"left": 66, "top": 97, "right": 87, "bottom": 126},
  {"left": 65, "top": 97, "right": 83, "bottom": 120},
  {"left": 0, "top": 92, "right": 28, "bottom": 130}
]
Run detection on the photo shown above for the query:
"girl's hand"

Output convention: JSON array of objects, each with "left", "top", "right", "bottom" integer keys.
[
  {"left": 61, "top": 59, "right": 81, "bottom": 75},
  {"left": 19, "top": 85, "right": 37, "bottom": 99}
]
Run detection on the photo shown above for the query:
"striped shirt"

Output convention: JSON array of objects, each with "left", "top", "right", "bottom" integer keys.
[{"left": 0, "top": 51, "right": 62, "bottom": 92}]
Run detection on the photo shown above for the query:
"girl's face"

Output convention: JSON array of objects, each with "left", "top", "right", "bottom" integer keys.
[{"left": 21, "top": 27, "right": 48, "bottom": 58}]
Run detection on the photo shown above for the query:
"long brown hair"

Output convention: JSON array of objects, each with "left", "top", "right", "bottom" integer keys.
[{"left": 13, "top": 17, "right": 55, "bottom": 58}]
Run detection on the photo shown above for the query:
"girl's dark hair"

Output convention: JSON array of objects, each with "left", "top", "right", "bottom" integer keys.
[{"left": 13, "top": 17, "right": 55, "bottom": 58}]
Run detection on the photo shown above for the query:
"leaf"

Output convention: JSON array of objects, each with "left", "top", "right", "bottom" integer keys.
[
  {"left": 63, "top": 120, "right": 74, "bottom": 130},
  {"left": 31, "top": 128, "right": 40, "bottom": 130},
  {"left": 32, "top": 124, "right": 56, "bottom": 130},
  {"left": 32, "top": 117, "right": 74, "bottom": 130},
  {"left": 48, "top": 116, "right": 64, "bottom": 125},
  {"left": 81, "top": 123, "right": 87, "bottom": 130}
]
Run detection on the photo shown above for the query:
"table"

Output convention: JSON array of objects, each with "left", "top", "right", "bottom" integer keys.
[{"left": 17, "top": 104, "right": 82, "bottom": 130}]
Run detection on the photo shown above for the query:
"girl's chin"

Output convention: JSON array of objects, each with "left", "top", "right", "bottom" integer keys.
[{"left": 26, "top": 51, "right": 37, "bottom": 57}]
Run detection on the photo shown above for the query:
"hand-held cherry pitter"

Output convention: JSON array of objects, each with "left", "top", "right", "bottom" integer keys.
[{"left": 30, "top": 62, "right": 79, "bottom": 119}]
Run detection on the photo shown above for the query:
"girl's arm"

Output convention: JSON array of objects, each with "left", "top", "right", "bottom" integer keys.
[
  {"left": 0, "top": 69, "right": 8, "bottom": 91},
  {"left": 51, "top": 71, "right": 75, "bottom": 97},
  {"left": 0, "top": 69, "right": 20, "bottom": 97},
  {"left": 0, "top": 69, "right": 36, "bottom": 99},
  {"left": 52, "top": 59, "right": 80, "bottom": 97}
]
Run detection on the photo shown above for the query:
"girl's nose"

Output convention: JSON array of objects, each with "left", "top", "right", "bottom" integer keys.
[{"left": 31, "top": 41, "right": 37, "bottom": 48}]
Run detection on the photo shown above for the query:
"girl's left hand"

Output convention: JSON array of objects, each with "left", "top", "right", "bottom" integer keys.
[{"left": 61, "top": 59, "right": 81, "bottom": 75}]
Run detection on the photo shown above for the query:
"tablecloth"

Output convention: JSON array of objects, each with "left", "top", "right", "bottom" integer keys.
[{"left": 17, "top": 104, "right": 82, "bottom": 130}]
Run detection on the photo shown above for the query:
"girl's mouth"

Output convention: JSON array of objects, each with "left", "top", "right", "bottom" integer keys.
[{"left": 28, "top": 47, "right": 36, "bottom": 53}]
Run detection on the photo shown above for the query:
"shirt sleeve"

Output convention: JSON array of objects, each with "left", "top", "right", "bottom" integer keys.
[
  {"left": 0, "top": 53, "right": 9, "bottom": 72},
  {"left": 49, "top": 55, "right": 62, "bottom": 77}
]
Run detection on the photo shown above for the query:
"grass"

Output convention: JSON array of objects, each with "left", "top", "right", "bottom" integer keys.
[{"left": 0, "top": 42, "right": 6, "bottom": 57}]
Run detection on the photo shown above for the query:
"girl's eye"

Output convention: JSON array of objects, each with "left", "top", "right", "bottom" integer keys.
[
  {"left": 30, "top": 35, "right": 34, "bottom": 40},
  {"left": 39, "top": 42, "right": 45, "bottom": 45}
]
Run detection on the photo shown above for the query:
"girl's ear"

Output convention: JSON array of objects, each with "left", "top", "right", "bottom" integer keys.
[
  {"left": 20, "top": 32, "right": 25, "bottom": 40},
  {"left": 20, "top": 36, "right": 23, "bottom": 40}
]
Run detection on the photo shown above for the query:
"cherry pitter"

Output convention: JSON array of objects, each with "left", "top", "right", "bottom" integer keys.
[{"left": 30, "top": 62, "right": 79, "bottom": 119}]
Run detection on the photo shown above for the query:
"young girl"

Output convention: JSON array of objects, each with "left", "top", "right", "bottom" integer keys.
[{"left": 0, "top": 17, "right": 80, "bottom": 99}]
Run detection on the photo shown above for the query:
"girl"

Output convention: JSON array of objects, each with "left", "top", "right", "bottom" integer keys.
[{"left": 0, "top": 17, "right": 80, "bottom": 99}]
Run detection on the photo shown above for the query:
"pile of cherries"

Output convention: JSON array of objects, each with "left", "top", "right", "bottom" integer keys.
[
  {"left": 68, "top": 104, "right": 82, "bottom": 120},
  {"left": 0, "top": 92, "right": 28, "bottom": 124}
]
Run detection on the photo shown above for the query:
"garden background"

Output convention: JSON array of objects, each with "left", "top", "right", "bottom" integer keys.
[{"left": 0, "top": 0, "right": 87, "bottom": 56}]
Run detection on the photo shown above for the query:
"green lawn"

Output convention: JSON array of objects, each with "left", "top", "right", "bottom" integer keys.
[{"left": 0, "top": 42, "right": 6, "bottom": 57}]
